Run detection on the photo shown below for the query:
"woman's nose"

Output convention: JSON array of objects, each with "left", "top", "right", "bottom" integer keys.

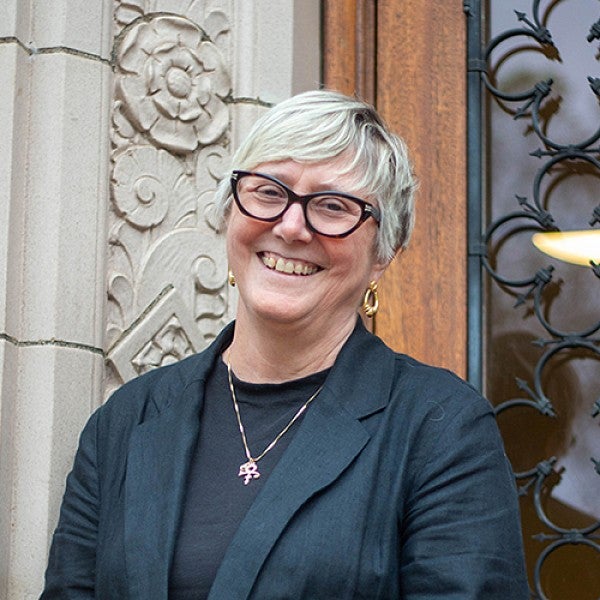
[{"left": 272, "top": 202, "right": 313, "bottom": 243}]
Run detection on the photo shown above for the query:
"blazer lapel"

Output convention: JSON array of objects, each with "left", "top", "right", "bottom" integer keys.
[
  {"left": 124, "top": 377, "right": 204, "bottom": 600},
  {"left": 208, "top": 389, "right": 370, "bottom": 599}
]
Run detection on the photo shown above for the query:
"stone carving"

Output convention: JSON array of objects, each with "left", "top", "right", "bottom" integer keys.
[
  {"left": 132, "top": 316, "right": 195, "bottom": 373},
  {"left": 109, "top": 287, "right": 206, "bottom": 382},
  {"left": 112, "top": 145, "right": 197, "bottom": 229},
  {"left": 107, "top": 9, "right": 234, "bottom": 391},
  {"left": 114, "top": 0, "right": 151, "bottom": 27},
  {"left": 114, "top": 0, "right": 232, "bottom": 56},
  {"left": 107, "top": 143, "right": 233, "bottom": 384},
  {"left": 116, "top": 15, "right": 231, "bottom": 154}
]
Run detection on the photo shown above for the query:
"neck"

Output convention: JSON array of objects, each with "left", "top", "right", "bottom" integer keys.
[{"left": 227, "top": 308, "right": 358, "bottom": 383}]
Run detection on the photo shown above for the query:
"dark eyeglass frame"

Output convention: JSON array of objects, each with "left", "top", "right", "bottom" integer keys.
[{"left": 230, "top": 170, "right": 381, "bottom": 238}]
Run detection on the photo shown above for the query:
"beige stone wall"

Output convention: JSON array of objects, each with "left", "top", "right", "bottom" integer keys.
[
  {"left": 0, "top": 0, "right": 320, "bottom": 596},
  {"left": 0, "top": 1, "right": 113, "bottom": 597}
]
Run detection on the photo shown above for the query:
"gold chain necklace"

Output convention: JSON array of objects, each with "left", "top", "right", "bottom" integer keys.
[{"left": 226, "top": 354, "right": 324, "bottom": 485}]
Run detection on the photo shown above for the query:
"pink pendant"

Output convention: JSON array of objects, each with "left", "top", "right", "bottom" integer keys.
[{"left": 239, "top": 460, "right": 260, "bottom": 485}]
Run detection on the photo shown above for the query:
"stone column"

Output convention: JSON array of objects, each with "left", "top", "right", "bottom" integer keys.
[
  {"left": 231, "top": 0, "right": 321, "bottom": 148},
  {"left": 0, "top": 0, "right": 113, "bottom": 596},
  {"left": 0, "top": 0, "right": 320, "bottom": 596}
]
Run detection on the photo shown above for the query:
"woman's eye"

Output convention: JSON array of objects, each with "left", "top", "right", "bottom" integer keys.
[
  {"left": 255, "top": 185, "right": 287, "bottom": 200},
  {"left": 314, "top": 197, "right": 351, "bottom": 213}
]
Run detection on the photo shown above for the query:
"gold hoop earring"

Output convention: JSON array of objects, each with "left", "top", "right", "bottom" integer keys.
[
  {"left": 362, "top": 281, "right": 378, "bottom": 317},
  {"left": 228, "top": 269, "right": 236, "bottom": 287}
]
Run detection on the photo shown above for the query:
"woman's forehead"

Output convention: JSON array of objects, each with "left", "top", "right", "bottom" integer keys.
[{"left": 250, "top": 155, "right": 367, "bottom": 194}]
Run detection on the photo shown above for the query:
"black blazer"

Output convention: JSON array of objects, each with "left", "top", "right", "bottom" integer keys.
[{"left": 42, "top": 320, "right": 529, "bottom": 599}]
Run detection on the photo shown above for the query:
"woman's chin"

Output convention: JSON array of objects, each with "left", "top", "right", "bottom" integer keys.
[
  {"left": 254, "top": 304, "right": 312, "bottom": 326},
  {"left": 240, "top": 296, "right": 358, "bottom": 334}
]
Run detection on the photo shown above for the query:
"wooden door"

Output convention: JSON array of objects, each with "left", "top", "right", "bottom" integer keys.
[{"left": 323, "top": 0, "right": 468, "bottom": 377}]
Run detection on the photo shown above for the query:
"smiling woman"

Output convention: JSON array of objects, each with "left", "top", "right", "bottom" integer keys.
[
  {"left": 41, "top": 90, "right": 528, "bottom": 599},
  {"left": 223, "top": 155, "right": 389, "bottom": 361}
]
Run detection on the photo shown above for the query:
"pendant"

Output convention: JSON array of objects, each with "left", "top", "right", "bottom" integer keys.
[{"left": 239, "top": 460, "right": 260, "bottom": 485}]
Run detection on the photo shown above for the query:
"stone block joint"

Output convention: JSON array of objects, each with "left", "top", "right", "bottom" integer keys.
[
  {"left": 0, "top": 36, "right": 112, "bottom": 66},
  {"left": 0, "top": 332, "right": 104, "bottom": 355}
]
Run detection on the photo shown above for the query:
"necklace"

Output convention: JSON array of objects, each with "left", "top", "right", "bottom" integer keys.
[{"left": 226, "top": 353, "right": 324, "bottom": 485}]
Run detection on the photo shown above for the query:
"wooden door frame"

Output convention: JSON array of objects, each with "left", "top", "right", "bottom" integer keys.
[{"left": 323, "top": 0, "right": 468, "bottom": 377}]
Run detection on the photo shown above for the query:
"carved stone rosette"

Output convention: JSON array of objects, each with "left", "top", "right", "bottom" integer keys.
[{"left": 107, "top": 5, "right": 234, "bottom": 393}]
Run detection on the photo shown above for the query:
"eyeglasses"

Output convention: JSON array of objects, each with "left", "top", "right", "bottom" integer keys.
[{"left": 230, "top": 170, "right": 380, "bottom": 238}]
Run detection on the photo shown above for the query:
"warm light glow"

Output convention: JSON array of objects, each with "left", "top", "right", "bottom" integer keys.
[{"left": 532, "top": 230, "right": 600, "bottom": 267}]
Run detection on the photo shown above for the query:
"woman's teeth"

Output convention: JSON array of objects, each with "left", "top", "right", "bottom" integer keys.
[{"left": 261, "top": 255, "right": 319, "bottom": 275}]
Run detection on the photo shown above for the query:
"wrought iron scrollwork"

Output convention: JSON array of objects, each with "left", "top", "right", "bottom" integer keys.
[{"left": 468, "top": 1, "right": 600, "bottom": 598}]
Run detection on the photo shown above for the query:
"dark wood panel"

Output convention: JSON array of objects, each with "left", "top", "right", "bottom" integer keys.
[
  {"left": 375, "top": 2, "right": 467, "bottom": 376},
  {"left": 323, "top": 1, "right": 467, "bottom": 376},
  {"left": 322, "top": 0, "right": 358, "bottom": 95},
  {"left": 322, "top": 0, "right": 376, "bottom": 103}
]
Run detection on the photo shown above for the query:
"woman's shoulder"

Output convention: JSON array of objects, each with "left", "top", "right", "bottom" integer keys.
[
  {"left": 339, "top": 320, "right": 491, "bottom": 420},
  {"left": 109, "top": 352, "right": 203, "bottom": 405},
  {"left": 388, "top": 350, "right": 494, "bottom": 423},
  {"left": 382, "top": 353, "right": 506, "bottom": 481},
  {"left": 392, "top": 351, "right": 479, "bottom": 392},
  {"left": 89, "top": 352, "right": 204, "bottom": 439},
  {"left": 99, "top": 322, "right": 235, "bottom": 423}
]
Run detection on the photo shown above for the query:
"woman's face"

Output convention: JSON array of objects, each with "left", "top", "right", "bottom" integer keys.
[{"left": 226, "top": 156, "right": 388, "bottom": 332}]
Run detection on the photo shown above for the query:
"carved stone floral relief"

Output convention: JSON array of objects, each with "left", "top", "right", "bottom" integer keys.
[
  {"left": 107, "top": 3, "right": 234, "bottom": 394},
  {"left": 116, "top": 15, "right": 230, "bottom": 153}
]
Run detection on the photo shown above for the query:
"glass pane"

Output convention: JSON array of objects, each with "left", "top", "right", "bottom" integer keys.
[{"left": 484, "top": 1, "right": 600, "bottom": 598}]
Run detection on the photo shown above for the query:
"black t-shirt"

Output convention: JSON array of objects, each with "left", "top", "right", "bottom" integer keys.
[{"left": 168, "top": 358, "right": 329, "bottom": 599}]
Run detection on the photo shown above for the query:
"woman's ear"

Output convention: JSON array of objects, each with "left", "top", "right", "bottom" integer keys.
[
  {"left": 369, "top": 248, "right": 400, "bottom": 283},
  {"left": 369, "top": 262, "right": 388, "bottom": 284}
]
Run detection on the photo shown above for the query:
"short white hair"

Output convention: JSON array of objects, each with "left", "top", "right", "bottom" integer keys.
[{"left": 214, "top": 90, "right": 417, "bottom": 262}]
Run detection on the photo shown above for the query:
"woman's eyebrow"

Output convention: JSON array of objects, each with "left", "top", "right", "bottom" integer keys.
[{"left": 258, "top": 172, "right": 358, "bottom": 195}]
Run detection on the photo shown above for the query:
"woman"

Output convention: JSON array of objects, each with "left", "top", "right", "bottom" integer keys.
[{"left": 42, "top": 90, "right": 528, "bottom": 599}]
